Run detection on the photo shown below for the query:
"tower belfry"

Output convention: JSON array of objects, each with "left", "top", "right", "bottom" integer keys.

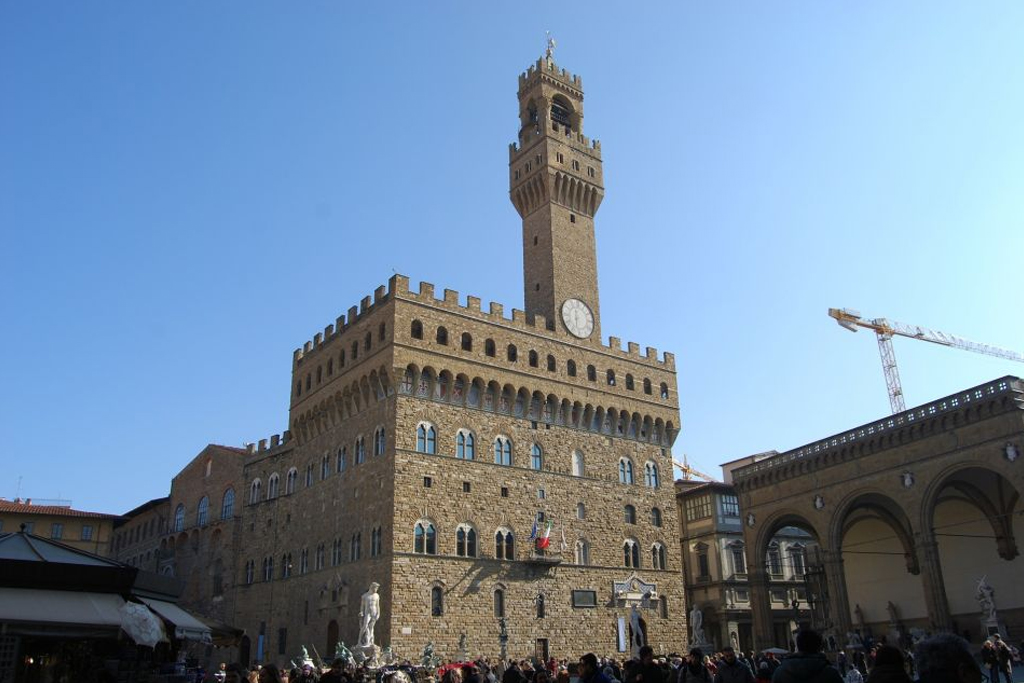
[{"left": 510, "top": 56, "right": 604, "bottom": 341}]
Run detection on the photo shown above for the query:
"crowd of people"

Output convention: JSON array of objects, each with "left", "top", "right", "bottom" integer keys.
[{"left": 203, "top": 630, "right": 1018, "bottom": 683}]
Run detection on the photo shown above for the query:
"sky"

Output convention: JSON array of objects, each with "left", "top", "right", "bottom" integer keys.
[{"left": 2, "top": 3, "right": 1023, "bottom": 514}]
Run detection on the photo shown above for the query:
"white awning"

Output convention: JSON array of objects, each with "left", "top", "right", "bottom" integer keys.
[
  {"left": 0, "top": 587, "right": 125, "bottom": 636},
  {"left": 139, "top": 597, "right": 212, "bottom": 643}
]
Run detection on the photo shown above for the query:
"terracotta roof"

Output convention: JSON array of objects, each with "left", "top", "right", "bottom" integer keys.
[
  {"left": 210, "top": 444, "right": 247, "bottom": 454},
  {"left": 0, "top": 500, "right": 121, "bottom": 519}
]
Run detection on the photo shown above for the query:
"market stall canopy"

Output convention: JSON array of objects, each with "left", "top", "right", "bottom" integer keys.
[
  {"left": 139, "top": 597, "right": 212, "bottom": 643},
  {"left": 0, "top": 587, "right": 125, "bottom": 638}
]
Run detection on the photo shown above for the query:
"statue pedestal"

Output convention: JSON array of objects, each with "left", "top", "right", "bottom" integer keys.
[
  {"left": 353, "top": 644, "right": 382, "bottom": 668},
  {"left": 690, "top": 639, "right": 715, "bottom": 655}
]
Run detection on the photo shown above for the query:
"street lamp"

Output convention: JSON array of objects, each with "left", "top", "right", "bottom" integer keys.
[{"left": 498, "top": 617, "right": 509, "bottom": 662}]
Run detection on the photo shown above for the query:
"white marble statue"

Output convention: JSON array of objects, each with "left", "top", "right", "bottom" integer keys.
[
  {"left": 976, "top": 576, "right": 998, "bottom": 625},
  {"left": 358, "top": 582, "right": 381, "bottom": 647},
  {"left": 689, "top": 605, "right": 706, "bottom": 646}
]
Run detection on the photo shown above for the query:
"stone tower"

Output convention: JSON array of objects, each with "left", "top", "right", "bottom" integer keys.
[{"left": 510, "top": 57, "right": 604, "bottom": 341}]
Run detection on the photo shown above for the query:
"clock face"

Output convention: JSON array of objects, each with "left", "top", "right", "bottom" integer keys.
[{"left": 561, "top": 298, "right": 594, "bottom": 338}]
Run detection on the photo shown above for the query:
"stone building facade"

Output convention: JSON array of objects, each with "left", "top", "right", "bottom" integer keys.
[
  {"left": 730, "top": 376, "right": 1024, "bottom": 649},
  {"left": 231, "top": 55, "right": 686, "bottom": 665},
  {"left": 0, "top": 499, "right": 119, "bottom": 556},
  {"left": 676, "top": 480, "right": 820, "bottom": 653},
  {"left": 111, "top": 496, "right": 170, "bottom": 573}
]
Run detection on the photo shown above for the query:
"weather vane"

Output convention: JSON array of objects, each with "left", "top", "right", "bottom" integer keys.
[{"left": 545, "top": 31, "right": 556, "bottom": 61}]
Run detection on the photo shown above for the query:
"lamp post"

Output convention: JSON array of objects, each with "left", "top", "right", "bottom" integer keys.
[
  {"left": 791, "top": 599, "right": 801, "bottom": 651},
  {"left": 498, "top": 617, "right": 509, "bottom": 662}
]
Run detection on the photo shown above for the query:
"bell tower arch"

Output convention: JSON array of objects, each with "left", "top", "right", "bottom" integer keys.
[{"left": 510, "top": 55, "right": 604, "bottom": 340}]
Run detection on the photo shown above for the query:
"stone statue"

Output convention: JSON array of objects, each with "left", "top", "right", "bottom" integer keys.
[
  {"left": 854, "top": 604, "right": 865, "bottom": 628},
  {"left": 976, "top": 576, "right": 998, "bottom": 625},
  {"left": 630, "top": 605, "right": 645, "bottom": 657},
  {"left": 688, "top": 605, "right": 706, "bottom": 646},
  {"left": 358, "top": 582, "right": 381, "bottom": 647},
  {"left": 335, "top": 640, "right": 353, "bottom": 663},
  {"left": 886, "top": 601, "right": 899, "bottom": 624}
]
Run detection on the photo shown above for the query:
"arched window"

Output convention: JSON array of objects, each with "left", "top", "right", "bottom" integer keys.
[
  {"left": 507, "top": 344, "right": 518, "bottom": 362},
  {"left": 789, "top": 544, "right": 807, "bottom": 577},
  {"left": 197, "top": 497, "right": 209, "bottom": 527},
  {"left": 643, "top": 378, "right": 652, "bottom": 395},
  {"left": 374, "top": 427, "right": 386, "bottom": 456},
  {"left": 572, "top": 450, "right": 584, "bottom": 477},
  {"left": 351, "top": 341, "right": 358, "bottom": 361},
  {"left": 587, "top": 365, "right": 597, "bottom": 381},
  {"left": 607, "top": 370, "right": 616, "bottom": 386},
  {"left": 414, "top": 522, "right": 436, "bottom": 554},
  {"left": 431, "top": 586, "right": 444, "bottom": 616},
  {"left": 546, "top": 355, "right": 556, "bottom": 372},
  {"left": 618, "top": 459, "right": 635, "bottom": 484},
  {"left": 245, "top": 560, "right": 255, "bottom": 584},
  {"left": 249, "top": 479, "right": 262, "bottom": 505},
  {"left": 651, "top": 507, "right": 662, "bottom": 527},
  {"left": 337, "top": 447, "right": 347, "bottom": 473},
  {"left": 411, "top": 320, "right": 423, "bottom": 339},
  {"left": 281, "top": 553, "right": 292, "bottom": 578},
  {"left": 436, "top": 326, "right": 448, "bottom": 345},
  {"left": 494, "top": 437, "right": 512, "bottom": 466},
  {"left": 529, "top": 350, "right": 539, "bottom": 367},
  {"left": 536, "top": 593, "right": 546, "bottom": 618},
  {"left": 531, "top": 444, "right": 543, "bottom": 470},
  {"left": 285, "top": 468, "right": 298, "bottom": 494},
  {"left": 456, "top": 431, "right": 475, "bottom": 460},
  {"left": 576, "top": 502, "right": 586, "bottom": 520},
  {"left": 321, "top": 454, "right": 330, "bottom": 480},
  {"left": 221, "top": 489, "right": 235, "bottom": 520},
  {"left": 495, "top": 529, "right": 514, "bottom": 560},
  {"left": 624, "top": 540, "right": 640, "bottom": 568},
  {"left": 340, "top": 349, "right": 346, "bottom": 367},
  {"left": 416, "top": 424, "right": 437, "bottom": 454},
  {"left": 625, "top": 374, "right": 635, "bottom": 390},
  {"left": 652, "top": 543, "right": 667, "bottom": 570},
  {"left": 456, "top": 525, "right": 477, "bottom": 557},
  {"left": 624, "top": 504, "right": 636, "bottom": 524},
  {"left": 379, "top": 322, "right": 386, "bottom": 341},
  {"left": 660, "top": 382, "right": 669, "bottom": 399},
  {"left": 267, "top": 473, "right": 280, "bottom": 499},
  {"left": 364, "top": 331, "right": 371, "bottom": 351},
  {"left": 485, "top": 339, "right": 496, "bottom": 357},
  {"left": 355, "top": 436, "right": 366, "bottom": 463},
  {"left": 645, "top": 462, "right": 660, "bottom": 488},
  {"left": 316, "top": 366, "right": 322, "bottom": 384},
  {"left": 461, "top": 333, "right": 472, "bottom": 351},
  {"left": 494, "top": 588, "right": 506, "bottom": 618},
  {"left": 173, "top": 504, "right": 185, "bottom": 532},
  {"left": 567, "top": 360, "right": 577, "bottom": 377},
  {"left": 575, "top": 539, "right": 590, "bottom": 566}
]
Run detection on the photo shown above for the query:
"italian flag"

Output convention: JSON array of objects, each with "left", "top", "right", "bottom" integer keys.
[{"left": 536, "top": 521, "right": 553, "bottom": 550}]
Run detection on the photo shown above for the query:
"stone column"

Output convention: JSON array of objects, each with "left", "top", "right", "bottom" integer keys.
[
  {"left": 823, "top": 551, "right": 852, "bottom": 637},
  {"left": 916, "top": 534, "right": 953, "bottom": 632},
  {"left": 748, "top": 567, "right": 774, "bottom": 650}
]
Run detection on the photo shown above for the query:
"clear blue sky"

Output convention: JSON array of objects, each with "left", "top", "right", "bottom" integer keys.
[{"left": 3, "top": 3, "right": 1023, "bottom": 514}]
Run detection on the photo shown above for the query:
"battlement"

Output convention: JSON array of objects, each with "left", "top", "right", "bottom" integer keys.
[
  {"left": 246, "top": 430, "right": 293, "bottom": 455},
  {"left": 293, "top": 282, "right": 392, "bottom": 364},
  {"left": 508, "top": 124, "right": 602, "bottom": 161},
  {"left": 390, "top": 274, "right": 674, "bottom": 369},
  {"left": 519, "top": 57, "right": 582, "bottom": 93}
]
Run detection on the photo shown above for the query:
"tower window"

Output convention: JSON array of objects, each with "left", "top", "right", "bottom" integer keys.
[
  {"left": 557, "top": 153, "right": 564, "bottom": 164},
  {"left": 567, "top": 360, "right": 577, "bottom": 377},
  {"left": 485, "top": 339, "right": 496, "bottom": 357},
  {"left": 507, "top": 345, "right": 518, "bottom": 362},
  {"left": 587, "top": 365, "right": 596, "bottom": 382},
  {"left": 572, "top": 160, "right": 580, "bottom": 171},
  {"left": 588, "top": 166, "right": 595, "bottom": 177},
  {"left": 515, "top": 170, "right": 520, "bottom": 180},
  {"left": 551, "top": 99, "right": 572, "bottom": 128},
  {"left": 535, "top": 283, "right": 540, "bottom": 291},
  {"left": 643, "top": 378, "right": 652, "bottom": 395},
  {"left": 533, "top": 236, "right": 538, "bottom": 246},
  {"left": 625, "top": 374, "right": 635, "bottom": 391},
  {"left": 546, "top": 355, "right": 555, "bottom": 372},
  {"left": 607, "top": 370, "right": 616, "bottom": 386},
  {"left": 529, "top": 350, "right": 539, "bottom": 367},
  {"left": 351, "top": 341, "right": 358, "bottom": 361},
  {"left": 364, "top": 332, "right": 371, "bottom": 351},
  {"left": 660, "top": 382, "right": 670, "bottom": 399},
  {"left": 535, "top": 154, "right": 541, "bottom": 164},
  {"left": 461, "top": 332, "right": 472, "bottom": 351},
  {"left": 436, "top": 327, "right": 448, "bottom": 345},
  {"left": 570, "top": 214, "right": 576, "bottom": 223}
]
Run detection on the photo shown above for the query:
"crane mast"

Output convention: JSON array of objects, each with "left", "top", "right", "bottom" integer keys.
[{"left": 829, "top": 307, "right": 1024, "bottom": 414}]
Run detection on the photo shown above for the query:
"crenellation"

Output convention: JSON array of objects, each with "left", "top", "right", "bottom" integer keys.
[
  {"left": 627, "top": 342, "right": 640, "bottom": 355},
  {"left": 374, "top": 285, "right": 386, "bottom": 303},
  {"left": 303, "top": 340, "right": 313, "bottom": 354},
  {"left": 490, "top": 302, "right": 504, "bottom": 316},
  {"left": 646, "top": 346, "right": 658, "bottom": 360},
  {"left": 360, "top": 296, "right": 371, "bottom": 314},
  {"left": 443, "top": 288, "right": 459, "bottom": 304},
  {"left": 348, "top": 305, "right": 358, "bottom": 323},
  {"left": 389, "top": 273, "right": 410, "bottom": 295},
  {"left": 466, "top": 295, "right": 481, "bottom": 312},
  {"left": 418, "top": 282, "right": 435, "bottom": 299},
  {"left": 336, "top": 314, "right": 345, "bottom": 332},
  {"left": 325, "top": 324, "right": 334, "bottom": 338},
  {"left": 314, "top": 332, "right": 323, "bottom": 347},
  {"left": 512, "top": 308, "right": 526, "bottom": 323},
  {"left": 608, "top": 336, "right": 621, "bottom": 352}
]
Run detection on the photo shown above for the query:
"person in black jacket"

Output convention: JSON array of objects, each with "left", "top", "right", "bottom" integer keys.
[
  {"left": 715, "top": 648, "right": 753, "bottom": 683},
  {"left": 771, "top": 630, "right": 843, "bottom": 683},
  {"left": 914, "top": 634, "right": 982, "bottom": 683},
  {"left": 677, "top": 649, "right": 712, "bottom": 683},
  {"left": 864, "top": 647, "right": 909, "bottom": 683}
]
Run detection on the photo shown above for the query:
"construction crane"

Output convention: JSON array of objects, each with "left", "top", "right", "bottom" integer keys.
[
  {"left": 828, "top": 307, "right": 1024, "bottom": 414},
  {"left": 673, "top": 453, "right": 718, "bottom": 482}
]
